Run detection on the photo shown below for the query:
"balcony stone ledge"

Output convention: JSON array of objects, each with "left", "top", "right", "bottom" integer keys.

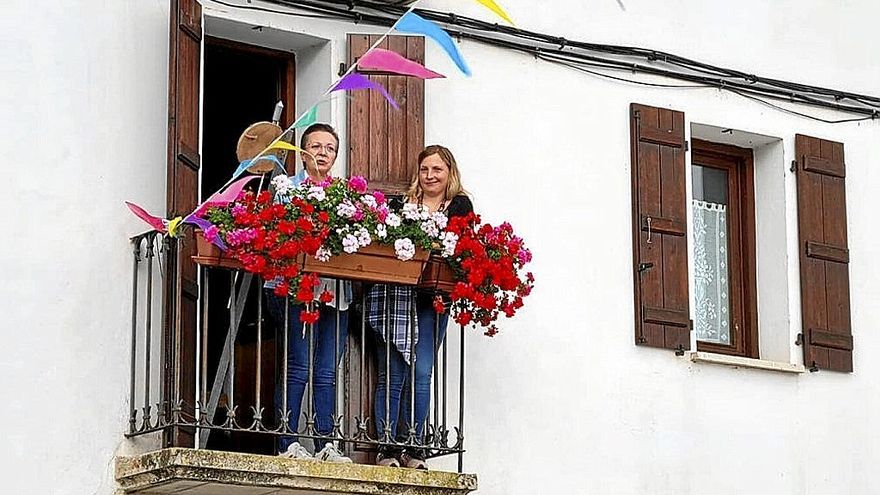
[{"left": 115, "top": 448, "right": 478, "bottom": 495}]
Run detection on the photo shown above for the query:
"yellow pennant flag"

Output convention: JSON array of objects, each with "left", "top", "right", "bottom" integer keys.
[
  {"left": 268, "top": 141, "right": 306, "bottom": 153},
  {"left": 166, "top": 216, "right": 184, "bottom": 237},
  {"left": 475, "top": 0, "right": 515, "bottom": 25}
]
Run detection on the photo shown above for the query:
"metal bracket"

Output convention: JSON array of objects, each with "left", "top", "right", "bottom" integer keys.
[
  {"left": 674, "top": 344, "right": 686, "bottom": 357},
  {"left": 809, "top": 361, "right": 819, "bottom": 373}
]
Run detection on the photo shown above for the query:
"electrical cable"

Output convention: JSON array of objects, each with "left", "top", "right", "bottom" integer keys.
[{"left": 211, "top": 0, "right": 880, "bottom": 123}]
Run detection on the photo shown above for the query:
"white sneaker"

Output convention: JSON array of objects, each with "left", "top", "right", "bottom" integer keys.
[
  {"left": 315, "top": 443, "right": 353, "bottom": 463},
  {"left": 279, "top": 442, "right": 315, "bottom": 460}
]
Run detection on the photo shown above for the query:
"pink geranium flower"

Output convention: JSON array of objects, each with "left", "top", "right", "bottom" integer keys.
[{"left": 348, "top": 176, "right": 368, "bottom": 194}]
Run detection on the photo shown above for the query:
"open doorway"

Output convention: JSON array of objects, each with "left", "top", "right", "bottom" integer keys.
[{"left": 200, "top": 37, "right": 295, "bottom": 455}]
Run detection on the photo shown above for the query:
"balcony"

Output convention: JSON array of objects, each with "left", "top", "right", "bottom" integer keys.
[{"left": 118, "top": 232, "right": 477, "bottom": 494}]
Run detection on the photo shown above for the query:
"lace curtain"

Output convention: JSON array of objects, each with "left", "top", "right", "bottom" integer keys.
[{"left": 692, "top": 200, "right": 730, "bottom": 344}]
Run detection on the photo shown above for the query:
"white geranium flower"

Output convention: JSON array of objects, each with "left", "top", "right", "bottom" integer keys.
[
  {"left": 402, "top": 203, "right": 421, "bottom": 221},
  {"left": 420, "top": 219, "right": 439, "bottom": 238},
  {"left": 342, "top": 234, "right": 360, "bottom": 253},
  {"left": 418, "top": 205, "right": 430, "bottom": 221},
  {"left": 441, "top": 232, "right": 458, "bottom": 258},
  {"left": 385, "top": 212, "right": 401, "bottom": 228},
  {"left": 271, "top": 175, "right": 293, "bottom": 195},
  {"left": 315, "top": 246, "right": 332, "bottom": 262},
  {"left": 431, "top": 211, "right": 448, "bottom": 230},
  {"left": 360, "top": 194, "right": 377, "bottom": 209},
  {"left": 376, "top": 224, "right": 388, "bottom": 239},
  {"left": 394, "top": 238, "right": 416, "bottom": 261},
  {"left": 357, "top": 227, "right": 372, "bottom": 247},
  {"left": 336, "top": 200, "right": 356, "bottom": 218},
  {"left": 307, "top": 186, "right": 326, "bottom": 202}
]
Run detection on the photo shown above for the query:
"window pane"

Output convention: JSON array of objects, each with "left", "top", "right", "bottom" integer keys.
[{"left": 692, "top": 165, "right": 731, "bottom": 345}]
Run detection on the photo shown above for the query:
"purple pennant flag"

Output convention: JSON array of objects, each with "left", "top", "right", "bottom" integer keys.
[{"left": 330, "top": 73, "right": 400, "bottom": 109}]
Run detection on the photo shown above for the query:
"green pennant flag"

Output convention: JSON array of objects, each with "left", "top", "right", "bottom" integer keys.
[{"left": 292, "top": 105, "right": 318, "bottom": 129}]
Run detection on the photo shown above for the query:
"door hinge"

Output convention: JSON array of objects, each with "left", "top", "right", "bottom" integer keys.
[
  {"left": 685, "top": 140, "right": 690, "bottom": 152},
  {"left": 795, "top": 333, "right": 804, "bottom": 346},
  {"left": 790, "top": 160, "right": 798, "bottom": 173},
  {"left": 338, "top": 62, "right": 348, "bottom": 76}
]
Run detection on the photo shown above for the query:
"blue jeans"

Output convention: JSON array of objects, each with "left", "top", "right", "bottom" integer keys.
[
  {"left": 374, "top": 297, "right": 448, "bottom": 447},
  {"left": 266, "top": 293, "right": 349, "bottom": 453}
]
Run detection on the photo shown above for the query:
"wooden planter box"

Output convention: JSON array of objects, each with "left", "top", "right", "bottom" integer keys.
[
  {"left": 193, "top": 230, "right": 244, "bottom": 270},
  {"left": 417, "top": 256, "right": 460, "bottom": 293},
  {"left": 193, "top": 230, "right": 429, "bottom": 285},
  {"left": 304, "top": 244, "right": 429, "bottom": 285}
]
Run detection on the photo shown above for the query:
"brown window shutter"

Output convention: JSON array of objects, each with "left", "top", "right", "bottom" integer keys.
[
  {"left": 347, "top": 34, "right": 425, "bottom": 194},
  {"left": 164, "top": 0, "right": 202, "bottom": 446},
  {"left": 630, "top": 103, "right": 690, "bottom": 351},
  {"left": 795, "top": 134, "right": 853, "bottom": 372}
]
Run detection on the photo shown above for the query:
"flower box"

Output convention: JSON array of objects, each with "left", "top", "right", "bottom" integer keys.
[
  {"left": 304, "top": 244, "right": 429, "bottom": 285},
  {"left": 193, "top": 230, "right": 243, "bottom": 270},
  {"left": 418, "top": 255, "right": 459, "bottom": 293},
  {"left": 194, "top": 230, "right": 428, "bottom": 284}
]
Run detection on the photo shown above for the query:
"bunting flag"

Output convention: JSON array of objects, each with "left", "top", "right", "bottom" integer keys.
[
  {"left": 395, "top": 12, "right": 471, "bottom": 76},
  {"left": 125, "top": 201, "right": 169, "bottom": 233},
  {"left": 231, "top": 155, "right": 285, "bottom": 179},
  {"left": 184, "top": 214, "right": 228, "bottom": 250},
  {"left": 166, "top": 216, "right": 184, "bottom": 237},
  {"left": 358, "top": 48, "right": 445, "bottom": 79},
  {"left": 330, "top": 73, "right": 400, "bottom": 109},
  {"left": 292, "top": 104, "right": 318, "bottom": 129},
  {"left": 474, "top": 0, "right": 515, "bottom": 25},
  {"left": 268, "top": 141, "right": 308, "bottom": 153},
  {"left": 191, "top": 175, "right": 260, "bottom": 217}
]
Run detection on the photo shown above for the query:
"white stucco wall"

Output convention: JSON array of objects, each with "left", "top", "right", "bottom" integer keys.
[{"left": 2, "top": 0, "right": 879, "bottom": 494}]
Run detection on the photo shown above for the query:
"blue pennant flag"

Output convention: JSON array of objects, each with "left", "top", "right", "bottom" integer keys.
[
  {"left": 395, "top": 12, "right": 471, "bottom": 76},
  {"left": 231, "top": 155, "right": 285, "bottom": 179}
]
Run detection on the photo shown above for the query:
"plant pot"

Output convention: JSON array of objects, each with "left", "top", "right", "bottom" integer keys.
[
  {"left": 417, "top": 255, "right": 459, "bottom": 293},
  {"left": 303, "top": 244, "right": 429, "bottom": 285},
  {"left": 192, "top": 230, "right": 243, "bottom": 270}
]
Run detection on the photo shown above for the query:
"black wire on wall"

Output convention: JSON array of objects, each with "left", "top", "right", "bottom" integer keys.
[{"left": 215, "top": 0, "right": 880, "bottom": 124}]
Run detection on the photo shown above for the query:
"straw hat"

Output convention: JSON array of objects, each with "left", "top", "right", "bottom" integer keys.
[{"left": 236, "top": 121, "right": 285, "bottom": 174}]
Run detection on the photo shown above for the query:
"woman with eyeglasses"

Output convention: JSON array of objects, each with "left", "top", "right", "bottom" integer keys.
[
  {"left": 368, "top": 145, "right": 473, "bottom": 469},
  {"left": 264, "top": 123, "right": 353, "bottom": 463}
]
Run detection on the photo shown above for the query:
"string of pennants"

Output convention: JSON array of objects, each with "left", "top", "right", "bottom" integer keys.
[{"left": 126, "top": 0, "right": 514, "bottom": 238}]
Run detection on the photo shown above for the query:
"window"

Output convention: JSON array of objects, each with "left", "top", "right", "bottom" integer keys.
[
  {"left": 630, "top": 104, "right": 854, "bottom": 372},
  {"left": 690, "top": 140, "right": 758, "bottom": 358}
]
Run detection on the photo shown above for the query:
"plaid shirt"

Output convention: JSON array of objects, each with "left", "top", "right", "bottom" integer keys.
[{"left": 365, "top": 284, "right": 418, "bottom": 364}]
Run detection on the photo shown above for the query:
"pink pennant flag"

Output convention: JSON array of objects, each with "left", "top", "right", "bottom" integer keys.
[
  {"left": 125, "top": 202, "right": 167, "bottom": 233},
  {"left": 191, "top": 175, "right": 259, "bottom": 217},
  {"left": 330, "top": 73, "right": 399, "bottom": 109},
  {"left": 358, "top": 48, "right": 445, "bottom": 79}
]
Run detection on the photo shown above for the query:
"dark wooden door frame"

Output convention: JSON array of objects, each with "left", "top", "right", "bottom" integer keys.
[{"left": 205, "top": 36, "right": 297, "bottom": 173}]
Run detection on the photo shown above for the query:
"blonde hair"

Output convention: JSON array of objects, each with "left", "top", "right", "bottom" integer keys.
[{"left": 406, "top": 145, "right": 468, "bottom": 202}]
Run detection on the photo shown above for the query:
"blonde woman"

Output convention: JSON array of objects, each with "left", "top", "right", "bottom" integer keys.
[{"left": 368, "top": 145, "right": 472, "bottom": 469}]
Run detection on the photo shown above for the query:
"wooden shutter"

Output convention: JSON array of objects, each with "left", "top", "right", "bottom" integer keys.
[
  {"left": 630, "top": 103, "right": 690, "bottom": 350},
  {"left": 795, "top": 134, "right": 853, "bottom": 372},
  {"left": 347, "top": 35, "right": 425, "bottom": 194},
  {"left": 163, "top": 0, "right": 202, "bottom": 446}
]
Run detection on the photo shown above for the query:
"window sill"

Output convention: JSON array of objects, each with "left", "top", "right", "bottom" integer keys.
[{"left": 688, "top": 351, "right": 805, "bottom": 374}]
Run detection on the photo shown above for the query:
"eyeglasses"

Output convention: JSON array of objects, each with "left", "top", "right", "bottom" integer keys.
[{"left": 305, "top": 143, "right": 337, "bottom": 155}]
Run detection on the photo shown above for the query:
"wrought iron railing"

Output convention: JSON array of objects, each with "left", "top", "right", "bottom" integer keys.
[{"left": 127, "top": 233, "right": 467, "bottom": 470}]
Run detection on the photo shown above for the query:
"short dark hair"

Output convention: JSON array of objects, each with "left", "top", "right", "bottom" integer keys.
[{"left": 300, "top": 123, "right": 339, "bottom": 149}]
